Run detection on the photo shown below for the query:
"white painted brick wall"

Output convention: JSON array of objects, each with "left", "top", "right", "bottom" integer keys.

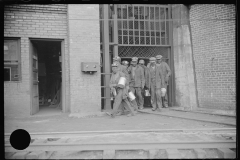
[{"left": 68, "top": 4, "right": 101, "bottom": 113}]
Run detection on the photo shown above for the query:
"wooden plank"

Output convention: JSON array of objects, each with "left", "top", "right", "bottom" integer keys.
[
  {"left": 12, "top": 152, "right": 30, "bottom": 159},
  {"left": 148, "top": 149, "right": 158, "bottom": 159},
  {"left": 26, "top": 151, "right": 45, "bottom": 159},
  {"left": 166, "top": 149, "right": 181, "bottom": 159},
  {"left": 5, "top": 152, "right": 16, "bottom": 159},
  {"left": 217, "top": 148, "right": 236, "bottom": 158},
  {"left": 103, "top": 149, "right": 115, "bottom": 159},
  {"left": 193, "top": 148, "right": 206, "bottom": 158}
]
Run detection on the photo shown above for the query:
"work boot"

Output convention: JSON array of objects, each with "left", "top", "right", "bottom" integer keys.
[
  {"left": 127, "top": 113, "right": 135, "bottom": 117},
  {"left": 152, "top": 108, "right": 156, "bottom": 111},
  {"left": 162, "top": 97, "right": 166, "bottom": 108},
  {"left": 157, "top": 108, "right": 162, "bottom": 112},
  {"left": 139, "top": 106, "right": 144, "bottom": 110},
  {"left": 116, "top": 111, "right": 124, "bottom": 116}
]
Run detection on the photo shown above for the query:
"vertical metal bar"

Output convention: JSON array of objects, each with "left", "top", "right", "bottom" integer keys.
[
  {"left": 154, "top": 7, "right": 156, "bottom": 45},
  {"left": 127, "top": 4, "right": 129, "bottom": 45},
  {"left": 133, "top": 5, "right": 135, "bottom": 45},
  {"left": 121, "top": 5, "right": 123, "bottom": 44},
  {"left": 138, "top": 6, "right": 140, "bottom": 45},
  {"left": 165, "top": 8, "right": 167, "bottom": 45},
  {"left": 113, "top": 5, "right": 118, "bottom": 57},
  {"left": 102, "top": 4, "right": 111, "bottom": 110},
  {"left": 169, "top": 5, "right": 175, "bottom": 106},
  {"left": 159, "top": 7, "right": 161, "bottom": 45},
  {"left": 168, "top": 5, "right": 171, "bottom": 46},
  {"left": 149, "top": 7, "right": 151, "bottom": 45},
  {"left": 143, "top": 6, "right": 147, "bottom": 45}
]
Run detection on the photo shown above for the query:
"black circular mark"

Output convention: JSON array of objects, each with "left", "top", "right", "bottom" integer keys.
[{"left": 10, "top": 129, "right": 31, "bottom": 150}]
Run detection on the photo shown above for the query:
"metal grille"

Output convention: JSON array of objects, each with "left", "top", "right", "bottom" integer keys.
[
  {"left": 118, "top": 46, "right": 169, "bottom": 58},
  {"left": 117, "top": 4, "right": 169, "bottom": 46}
]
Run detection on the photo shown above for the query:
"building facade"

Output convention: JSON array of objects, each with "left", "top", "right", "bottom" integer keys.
[{"left": 4, "top": 4, "right": 236, "bottom": 117}]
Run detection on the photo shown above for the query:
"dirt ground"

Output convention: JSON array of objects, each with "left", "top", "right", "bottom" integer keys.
[{"left": 4, "top": 111, "right": 233, "bottom": 134}]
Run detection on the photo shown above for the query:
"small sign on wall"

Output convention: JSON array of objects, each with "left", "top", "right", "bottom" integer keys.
[{"left": 4, "top": 45, "right": 9, "bottom": 51}]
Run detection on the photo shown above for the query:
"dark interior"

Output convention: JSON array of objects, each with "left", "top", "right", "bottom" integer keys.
[{"left": 34, "top": 41, "right": 62, "bottom": 109}]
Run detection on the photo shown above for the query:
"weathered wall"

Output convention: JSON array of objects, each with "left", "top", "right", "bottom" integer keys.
[
  {"left": 172, "top": 4, "right": 198, "bottom": 110},
  {"left": 189, "top": 4, "right": 236, "bottom": 110},
  {"left": 4, "top": 4, "right": 69, "bottom": 117},
  {"left": 68, "top": 5, "right": 101, "bottom": 114}
]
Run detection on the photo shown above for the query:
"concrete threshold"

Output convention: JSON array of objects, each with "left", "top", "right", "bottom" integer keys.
[
  {"left": 138, "top": 109, "right": 236, "bottom": 126},
  {"left": 170, "top": 107, "right": 236, "bottom": 117}
]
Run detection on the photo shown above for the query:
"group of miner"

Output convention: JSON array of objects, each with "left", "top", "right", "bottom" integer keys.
[{"left": 107, "top": 55, "right": 171, "bottom": 118}]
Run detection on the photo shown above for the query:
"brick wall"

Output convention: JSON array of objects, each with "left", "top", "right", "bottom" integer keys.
[
  {"left": 189, "top": 4, "right": 236, "bottom": 110},
  {"left": 4, "top": 4, "right": 69, "bottom": 117},
  {"left": 68, "top": 5, "right": 101, "bottom": 113}
]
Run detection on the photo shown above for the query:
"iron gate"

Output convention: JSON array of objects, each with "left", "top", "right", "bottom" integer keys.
[{"left": 100, "top": 4, "right": 174, "bottom": 110}]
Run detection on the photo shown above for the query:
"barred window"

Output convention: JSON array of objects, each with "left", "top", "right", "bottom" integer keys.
[
  {"left": 4, "top": 38, "right": 21, "bottom": 82},
  {"left": 117, "top": 4, "right": 169, "bottom": 46}
]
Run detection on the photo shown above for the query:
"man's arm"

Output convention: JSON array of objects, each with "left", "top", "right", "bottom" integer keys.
[
  {"left": 109, "top": 75, "right": 115, "bottom": 88},
  {"left": 158, "top": 67, "right": 165, "bottom": 88}
]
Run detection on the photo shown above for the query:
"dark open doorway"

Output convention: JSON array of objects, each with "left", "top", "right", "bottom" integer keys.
[{"left": 31, "top": 40, "right": 62, "bottom": 115}]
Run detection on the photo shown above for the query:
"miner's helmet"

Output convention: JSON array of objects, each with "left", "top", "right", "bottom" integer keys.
[
  {"left": 156, "top": 55, "right": 163, "bottom": 60},
  {"left": 139, "top": 59, "right": 145, "bottom": 64},
  {"left": 149, "top": 57, "right": 156, "bottom": 62},
  {"left": 112, "top": 62, "right": 119, "bottom": 67},
  {"left": 113, "top": 56, "right": 121, "bottom": 62},
  {"left": 131, "top": 57, "right": 138, "bottom": 64},
  {"left": 122, "top": 61, "right": 129, "bottom": 65}
]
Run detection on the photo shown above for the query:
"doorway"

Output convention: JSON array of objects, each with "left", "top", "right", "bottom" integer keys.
[{"left": 30, "top": 39, "right": 64, "bottom": 115}]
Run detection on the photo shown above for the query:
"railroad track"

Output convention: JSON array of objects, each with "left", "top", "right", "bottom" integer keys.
[{"left": 5, "top": 128, "right": 236, "bottom": 159}]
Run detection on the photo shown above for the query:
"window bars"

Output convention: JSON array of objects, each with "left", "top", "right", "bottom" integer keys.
[{"left": 116, "top": 4, "right": 169, "bottom": 46}]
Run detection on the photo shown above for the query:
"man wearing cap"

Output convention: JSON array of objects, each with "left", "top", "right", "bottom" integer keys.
[
  {"left": 118, "top": 60, "right": 139, "bottom": 115},
  {"left": 108, "top": 62, "right": 136, "bottom": 118},
  {"left": 139, "top": 59, "right": 151, "bottom": 108},
  {"left": 112, "top": 57, "right": 138, "bottom": 115},
  {"left": 128, "top": 57, "right": 145, "bottom": 110},
  {"left": 147, "top": 57, "right": 165, "bottom": 111},
  {"left": 122, "top": 60, "right": 129, "bottom": 67},
  {"left": 156, "top": 55, "right": 171, "bottom": 108}
]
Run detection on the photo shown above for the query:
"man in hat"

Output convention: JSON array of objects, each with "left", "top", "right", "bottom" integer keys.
[
  {"left": 108, "top": 62, "right": 136, "bottom": 118},
  {"left": 138, "top": 59, "right": 151, "bottom": 108},
  {"left": 156, "top": 55, "right": 171, "bottom": 108},
  {"left": 112, "top": 57, "right": 138, "bottom": 115},
  {"left": 147, "top": 57, "right": 165, "bottom": 111},
  {"left": 122, "top": 60, "right": 129, "bottom": 67},
  {"left": 128, "top": 57, "right": 145, "bottom": 110}
]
